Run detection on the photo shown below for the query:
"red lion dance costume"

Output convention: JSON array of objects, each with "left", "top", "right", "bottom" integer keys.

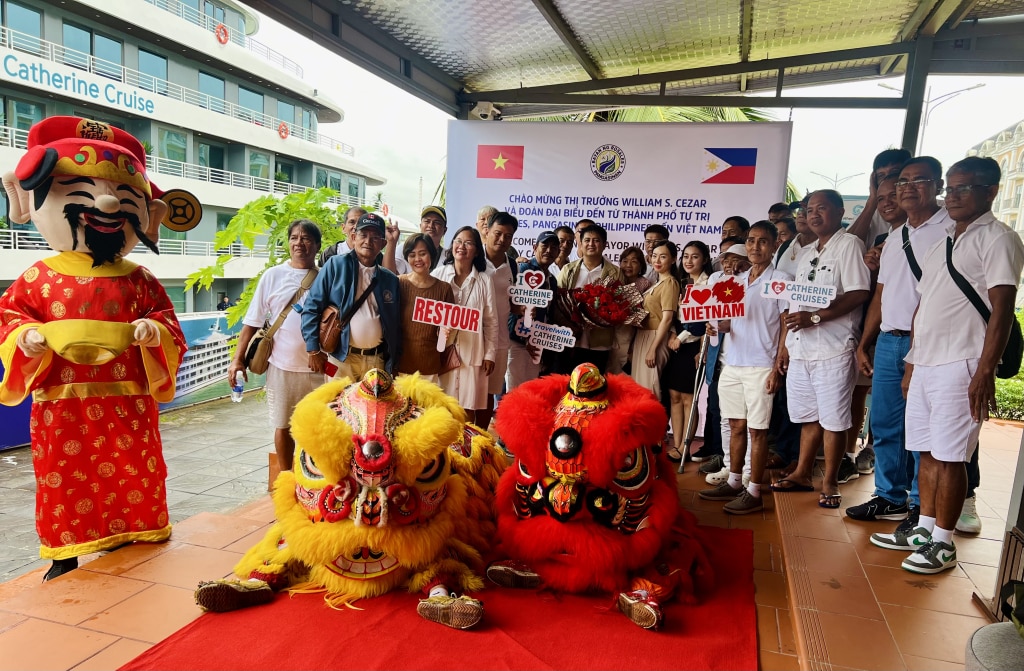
[{"left": 489, "top": 363, "right": 712, "bottom": 629}]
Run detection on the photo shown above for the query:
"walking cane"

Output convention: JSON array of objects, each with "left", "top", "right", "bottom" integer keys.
[{"left": 678, "top": 331, "right": 711, "bottom": 474}]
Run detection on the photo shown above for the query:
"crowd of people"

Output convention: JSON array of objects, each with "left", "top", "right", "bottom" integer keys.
[{"left": 230, "top": 150, "right": 1023, "bottom": 577}]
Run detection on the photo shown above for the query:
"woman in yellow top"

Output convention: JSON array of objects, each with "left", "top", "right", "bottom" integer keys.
[{"left": 630, "top": 240, "right": 681, "bottom": 404}]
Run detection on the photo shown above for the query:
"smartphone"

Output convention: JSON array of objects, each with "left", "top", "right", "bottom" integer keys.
[{"left": 324, "top": 360, "right": 338, "bottom": 377}]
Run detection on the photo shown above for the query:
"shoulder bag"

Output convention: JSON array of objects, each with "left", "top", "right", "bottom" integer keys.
[
  {"left": 243, "top": 269, "right": 317, "bottom": 374},
  {"left": 319, "top": 276, "right": 378, "bottom": 353},
  {"left": 945, "top": 238, "right": 1023, "bottom": 379}
]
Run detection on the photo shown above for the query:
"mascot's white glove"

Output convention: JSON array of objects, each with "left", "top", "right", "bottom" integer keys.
[
  {"left": 16, "top": 328, "right": 47, "bottom": 357},
  {"left": 132, "top": 319, "right": 162, "bottom": 348}
]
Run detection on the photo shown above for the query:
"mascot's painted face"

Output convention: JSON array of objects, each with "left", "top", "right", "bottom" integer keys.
[
  {"left": 273, "top": 369, "right": 499, "bottom": 601},
  {"left": 493, "top": 364, "right": 679, "bottom": 594}
]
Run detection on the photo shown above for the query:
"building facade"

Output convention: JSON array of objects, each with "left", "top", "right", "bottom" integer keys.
[
  {"left": 0, "top": 0, "right": 386, "bottom": 311},
  {"left": 969, "top": 119, "right": 1024, "bottom": 236}
]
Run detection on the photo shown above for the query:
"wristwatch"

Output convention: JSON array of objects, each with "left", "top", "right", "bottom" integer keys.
[{"left": 810, "top": 313, "right": 821, "bottom": 325}]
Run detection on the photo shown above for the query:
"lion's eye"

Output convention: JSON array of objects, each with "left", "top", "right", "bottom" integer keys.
[
  {"left": 613, "top": 447, "right": 648, "bottom": 490},
  {"left": 416, "top": 451, "right": 447, "bottom": 484},
  {"left": 300, "top": 450, "right": 324, "bottom": 479},
  {"left": 518, "top": 459, "right": 531, "bottom": 478}
]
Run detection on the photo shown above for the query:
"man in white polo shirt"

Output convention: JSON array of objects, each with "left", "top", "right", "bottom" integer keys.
[
  {"left": 698, "top": 221, "right": 791, "bottom": 514},
  {"left": 850, "top": 159, "right": 949, "bottom": 525},
  {"left": 872, "top": 156, "right": 1024, "bottom": 574},
  {"left": 478, "top": 210, "right": 517, "bottom": 429},
  {"left": 771, "top": 190, "right": 870, "bottom": 509}
]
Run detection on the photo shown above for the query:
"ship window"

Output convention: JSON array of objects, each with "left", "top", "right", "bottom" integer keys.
[
  {"left": 302, "top": 108, "right": 313, "bottom": 130},
  {"left": 9, "top": 99, "right": 43, "bottom": 131},
  {"left": 158, "top": 127, "right": 187, "bottom": 163},
  {"left": 94, "top": 34, "right": 122, "bottom": 81},
  {"left": 198, "top": 72, "right": 226, "bottom": 114},
  {"left": 164, "top": 284, "right": 186, "bottom": 314},
  {"left": 6, "top": 2, "right": 41, "bottom": 55},
  {"left": 238, "top": 86, "right": 264, "bottom": 122},
  {"left": 60, "top": 23, "right": 122, "bottom": 80},
  {"left": 348, "top": 176, "right": 360, "bottom": 199},
  {"left": 277, "top": 100, "right": 295, "bottom": 125},
  {"left": 61, "top": 24, "right": 90, "bottom": 70},
  {"left": 249, "top": 150, "right": 270, "bottom": 179},
  {"left": 315, "top": 167, "right": 327, "bottom": 188},
  {"left": 139, "top": 50, "right": 168, "bottom": 95}
]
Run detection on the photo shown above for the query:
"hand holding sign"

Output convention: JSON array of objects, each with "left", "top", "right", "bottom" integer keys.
[{"left": 508, "top": 270, "right": 553, "bottom": 329}]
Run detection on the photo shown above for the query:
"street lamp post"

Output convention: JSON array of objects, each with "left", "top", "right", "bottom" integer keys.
[
  {"left": 879, "top": 82, "right": 986, "bottom": 154},
  {"left": 811, "top": 171, "right": 865, "bottom": 191}
]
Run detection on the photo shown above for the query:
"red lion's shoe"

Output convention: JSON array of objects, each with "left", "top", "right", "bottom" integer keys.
[
  {"left": 617, "top": 590, "right": 663, "bottom": 630},
  {"left": 486, "top": 560, "right": 541, "bottom": 589}
]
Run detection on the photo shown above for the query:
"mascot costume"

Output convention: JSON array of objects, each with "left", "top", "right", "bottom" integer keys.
[
  {"left": 0, "top": 117, "right": 199, "bottom": 581},
  {"left": 488, "top": 363, "right": 713, "bottom": 630},
  {"left": 194, "top": 370, "right": 506, "bottom": 630}
]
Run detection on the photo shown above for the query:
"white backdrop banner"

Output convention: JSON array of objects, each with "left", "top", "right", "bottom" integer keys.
[{"left": 446, "top": 120, "right": 792, "bottom": 262}]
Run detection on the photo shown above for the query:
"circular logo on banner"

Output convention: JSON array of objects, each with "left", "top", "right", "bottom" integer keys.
[{"left": 590, "top": 144, "right": 626, "bottom": 181}]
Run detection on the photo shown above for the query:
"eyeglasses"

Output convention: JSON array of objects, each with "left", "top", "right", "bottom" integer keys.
[
  {"left": 943, "top": 184, "right": 994, "bottom": 198},
  {"left": 895, "top": 177, "right": 934, "bottom": 190},
  {"left": 807, "top": 256, "right": 821, "bottom": 282},
  {"left": 453, "top": 239, "right": 477, "bottom": 249}
]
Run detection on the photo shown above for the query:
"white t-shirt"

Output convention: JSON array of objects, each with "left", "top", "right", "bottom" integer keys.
[
  {"left": 907, "top": 212, "right": 1024, "bottom": 366},
  {"left": 349, "top": 263, "right": 383, "bottom": 349},
  {"left": 393, "top": 247, "right": 410, "bottom": 276},
  {"left": 786, "top": 228, "right": 871, "bottom": 361},
  {"left": 877, "top": 208, "right": 950, "bottom": 332},
  {"left": 485, "top": 256, "right": 514, "bottom": 350},
  {"left": 724, "top": 265, "right": 792, "bottom": 368},
  {"left": 243, "top": 263, "right": 314, "bottom": 373}
]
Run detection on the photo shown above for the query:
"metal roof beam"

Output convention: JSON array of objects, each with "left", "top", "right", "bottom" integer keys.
[
  {"left": 472, "top": 93, "right": 908, "bottom": 109},
  {"left": 460, "top": 42, "right": 911, "bottom": 101},
  {"left": 529, "top": 0, "right": 602, "bottom": 80},
  {"left": 239, "top": 0, "right": 462, "bottom": 115},
  {"left": 738, "top": 0, "right": 753, "bottom": 92},
  {"left": 921, "top": 0, "right": 970, "bottom": 35}
]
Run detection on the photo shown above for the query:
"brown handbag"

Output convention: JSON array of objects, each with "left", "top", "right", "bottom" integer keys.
[
  {"left": 318, "top": 276, "right": 378, "bottom": 353},
  {"left": 439, "top": 336, "right": 463, "bottom": 374}
]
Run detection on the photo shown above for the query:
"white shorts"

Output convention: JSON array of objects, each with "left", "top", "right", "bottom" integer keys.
[
  {"left": 786, "top": 352, "right": 857, "bottom": 432},
  {"left": 266, "top": 364, "right": 324, "bottom": 429},
  {"left": 718, "top": 365, "right": 774, "bottom": 430},
  {"left": 488, "top": 348, "right": 510, "bottom": 395},
  {"left": 905, "top": 359, "right": 982, "bottom": 463}
]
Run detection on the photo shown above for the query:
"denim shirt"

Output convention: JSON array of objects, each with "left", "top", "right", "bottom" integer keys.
[{"left": 300, "top": 252, "right": 401, "bottom": 372}]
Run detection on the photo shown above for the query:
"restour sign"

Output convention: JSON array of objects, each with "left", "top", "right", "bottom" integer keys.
[
  {"left": 412, "top": 296, "right": 481, "bottom": 333},
  {"left": 760, "top": 280, "right": 837, "bottom": 308},
  {"left": 1, "top": 50, "right": 156, "bottom": 115}
]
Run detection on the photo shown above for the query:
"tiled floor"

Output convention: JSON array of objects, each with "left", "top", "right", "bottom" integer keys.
[{"left": 0, "top": 394, "right": 1017, "bottom": 670}]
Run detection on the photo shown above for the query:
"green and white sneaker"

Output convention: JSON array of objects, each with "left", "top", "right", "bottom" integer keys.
[
  {"left": 870, "top": 525, "right": 931, "bottom": 551},
  {"left": 901, "top": 540, "right": 957, "bottom": 574}
]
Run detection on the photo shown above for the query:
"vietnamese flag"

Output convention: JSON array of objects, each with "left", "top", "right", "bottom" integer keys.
[{"left": 477, "top": 145, "right": 524, "bottom": 179}]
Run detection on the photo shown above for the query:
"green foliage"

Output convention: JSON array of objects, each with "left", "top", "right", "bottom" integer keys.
[
  {"left": 186, "top": 188, "right": 346, "bottom": 326},
  {"left": 994, "top": 310, "right": 1024, "bottom": 421}
]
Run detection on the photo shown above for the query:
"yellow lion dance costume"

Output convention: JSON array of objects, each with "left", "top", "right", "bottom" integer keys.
[{"left": 194, "top": 369, "right": 505, "bottom": 629}]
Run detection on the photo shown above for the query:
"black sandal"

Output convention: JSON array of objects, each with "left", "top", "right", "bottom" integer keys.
[{"left": 665, "top": 447, "right": 683, "bottom": 463}]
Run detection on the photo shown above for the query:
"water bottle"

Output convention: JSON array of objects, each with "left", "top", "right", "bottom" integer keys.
[{"left": 231, "top": 371, "right": 244, "bottom": 403}]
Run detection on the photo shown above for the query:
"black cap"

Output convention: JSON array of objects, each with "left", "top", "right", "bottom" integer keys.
[
  {"left": 356, "top": 212, "right": 386, "bottom": 235},
  {"left": 536, "top": 230, "right": 558, "bottom": 246}
]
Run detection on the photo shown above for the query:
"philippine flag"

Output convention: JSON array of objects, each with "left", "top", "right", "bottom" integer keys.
[
  {"left": 477, "top": 145, "right": 525, "bottom": 179},
  {"left": 701, "top": 148, "right": 757, "bottom": 184}
]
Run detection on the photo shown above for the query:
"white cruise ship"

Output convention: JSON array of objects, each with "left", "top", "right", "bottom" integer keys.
[{"left": 0, "top": 0, "right": 386, "bottom": 310}]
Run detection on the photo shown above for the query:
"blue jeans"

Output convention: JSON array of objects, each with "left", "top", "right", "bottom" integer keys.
[{"left": 871, "top": 332, "right": 916, "bottom": 505}]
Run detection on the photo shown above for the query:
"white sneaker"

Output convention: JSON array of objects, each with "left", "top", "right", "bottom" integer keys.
[
  {"left": 955, "top": 495, "right": 982, "bottom": 535},
  {"left": 705, "top": 467, "right": 728, "bottom": 485}
]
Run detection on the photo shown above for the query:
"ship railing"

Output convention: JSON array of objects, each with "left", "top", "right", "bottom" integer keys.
[
  {"left": 142, "top": 0, "right": 303, "bottom": 79},
  {"left": 0, "top": 125, "right": 365, "bottom": 210},
  {"left": 0, "top": 229, "right": 271, "bottom": 259},
  {"left": 0, "top": 27, "right": 357, "bottom": 158}
]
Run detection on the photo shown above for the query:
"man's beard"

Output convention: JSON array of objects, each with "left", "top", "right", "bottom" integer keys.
[{"left": 63, "top": 203, "right": 160, "bottom": 267}]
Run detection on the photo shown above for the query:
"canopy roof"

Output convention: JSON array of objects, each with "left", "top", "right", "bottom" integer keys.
[{"left": 246, "top": 0, "right": 1024, "bottom": 147}]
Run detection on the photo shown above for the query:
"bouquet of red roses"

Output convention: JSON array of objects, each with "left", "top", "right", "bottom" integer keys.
[{"left": 554, "top": 277, "right": 648, "bottom": 330}]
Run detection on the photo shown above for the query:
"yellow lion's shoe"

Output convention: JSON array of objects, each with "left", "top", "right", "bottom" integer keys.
[
  {"left": 416, "top": 594, "right": 483, "bottom": 629},
  {"left": 195, "top": 579, "right": 274, "bottom": 612}
]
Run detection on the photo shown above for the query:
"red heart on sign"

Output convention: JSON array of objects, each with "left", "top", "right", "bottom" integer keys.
[
  {"left": 771, "top": 281, "right": 787, "bottom": 295},
  {"left": 690, "top": 288, "right": 712, "bottom": 305},
  {"left": 523, "top": 270, "right": 545, "bottom": 290}
]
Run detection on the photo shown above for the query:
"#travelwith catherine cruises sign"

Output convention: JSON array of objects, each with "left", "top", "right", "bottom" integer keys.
[{"left": 446, "top": 120, "right": 792, "bottom": 262}]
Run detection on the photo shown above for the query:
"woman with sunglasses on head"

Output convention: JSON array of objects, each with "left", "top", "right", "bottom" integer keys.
[{"left": 432, "top": 226, "right": 498, "bottom": 426}]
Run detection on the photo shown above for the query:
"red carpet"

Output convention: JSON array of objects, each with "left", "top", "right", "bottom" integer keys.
[{"left": 121, "top": 526, "right": 756, "bottom": 670}]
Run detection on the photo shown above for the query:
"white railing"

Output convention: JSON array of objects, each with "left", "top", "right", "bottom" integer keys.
[
  {"left": 0, "top": 125, "right": 365, "bottom": 209},
  {"left": 0, "top": 229, "right": 270, "bottom": 258},
  {"left": 1, "top": 26, "right": 356, "bottom": 157},
  {"left": 142, "top": 0, "right": 303, "bottom": 78}
]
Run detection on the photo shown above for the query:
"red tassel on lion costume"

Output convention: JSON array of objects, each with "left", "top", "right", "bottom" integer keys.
[{"left": 490, "top": 363, "right": 713, "bottom": 629}]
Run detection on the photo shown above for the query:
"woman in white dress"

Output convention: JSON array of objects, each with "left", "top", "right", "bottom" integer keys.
[{"left": 432, "top": 226, "right": 498, "bottom": 426}]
